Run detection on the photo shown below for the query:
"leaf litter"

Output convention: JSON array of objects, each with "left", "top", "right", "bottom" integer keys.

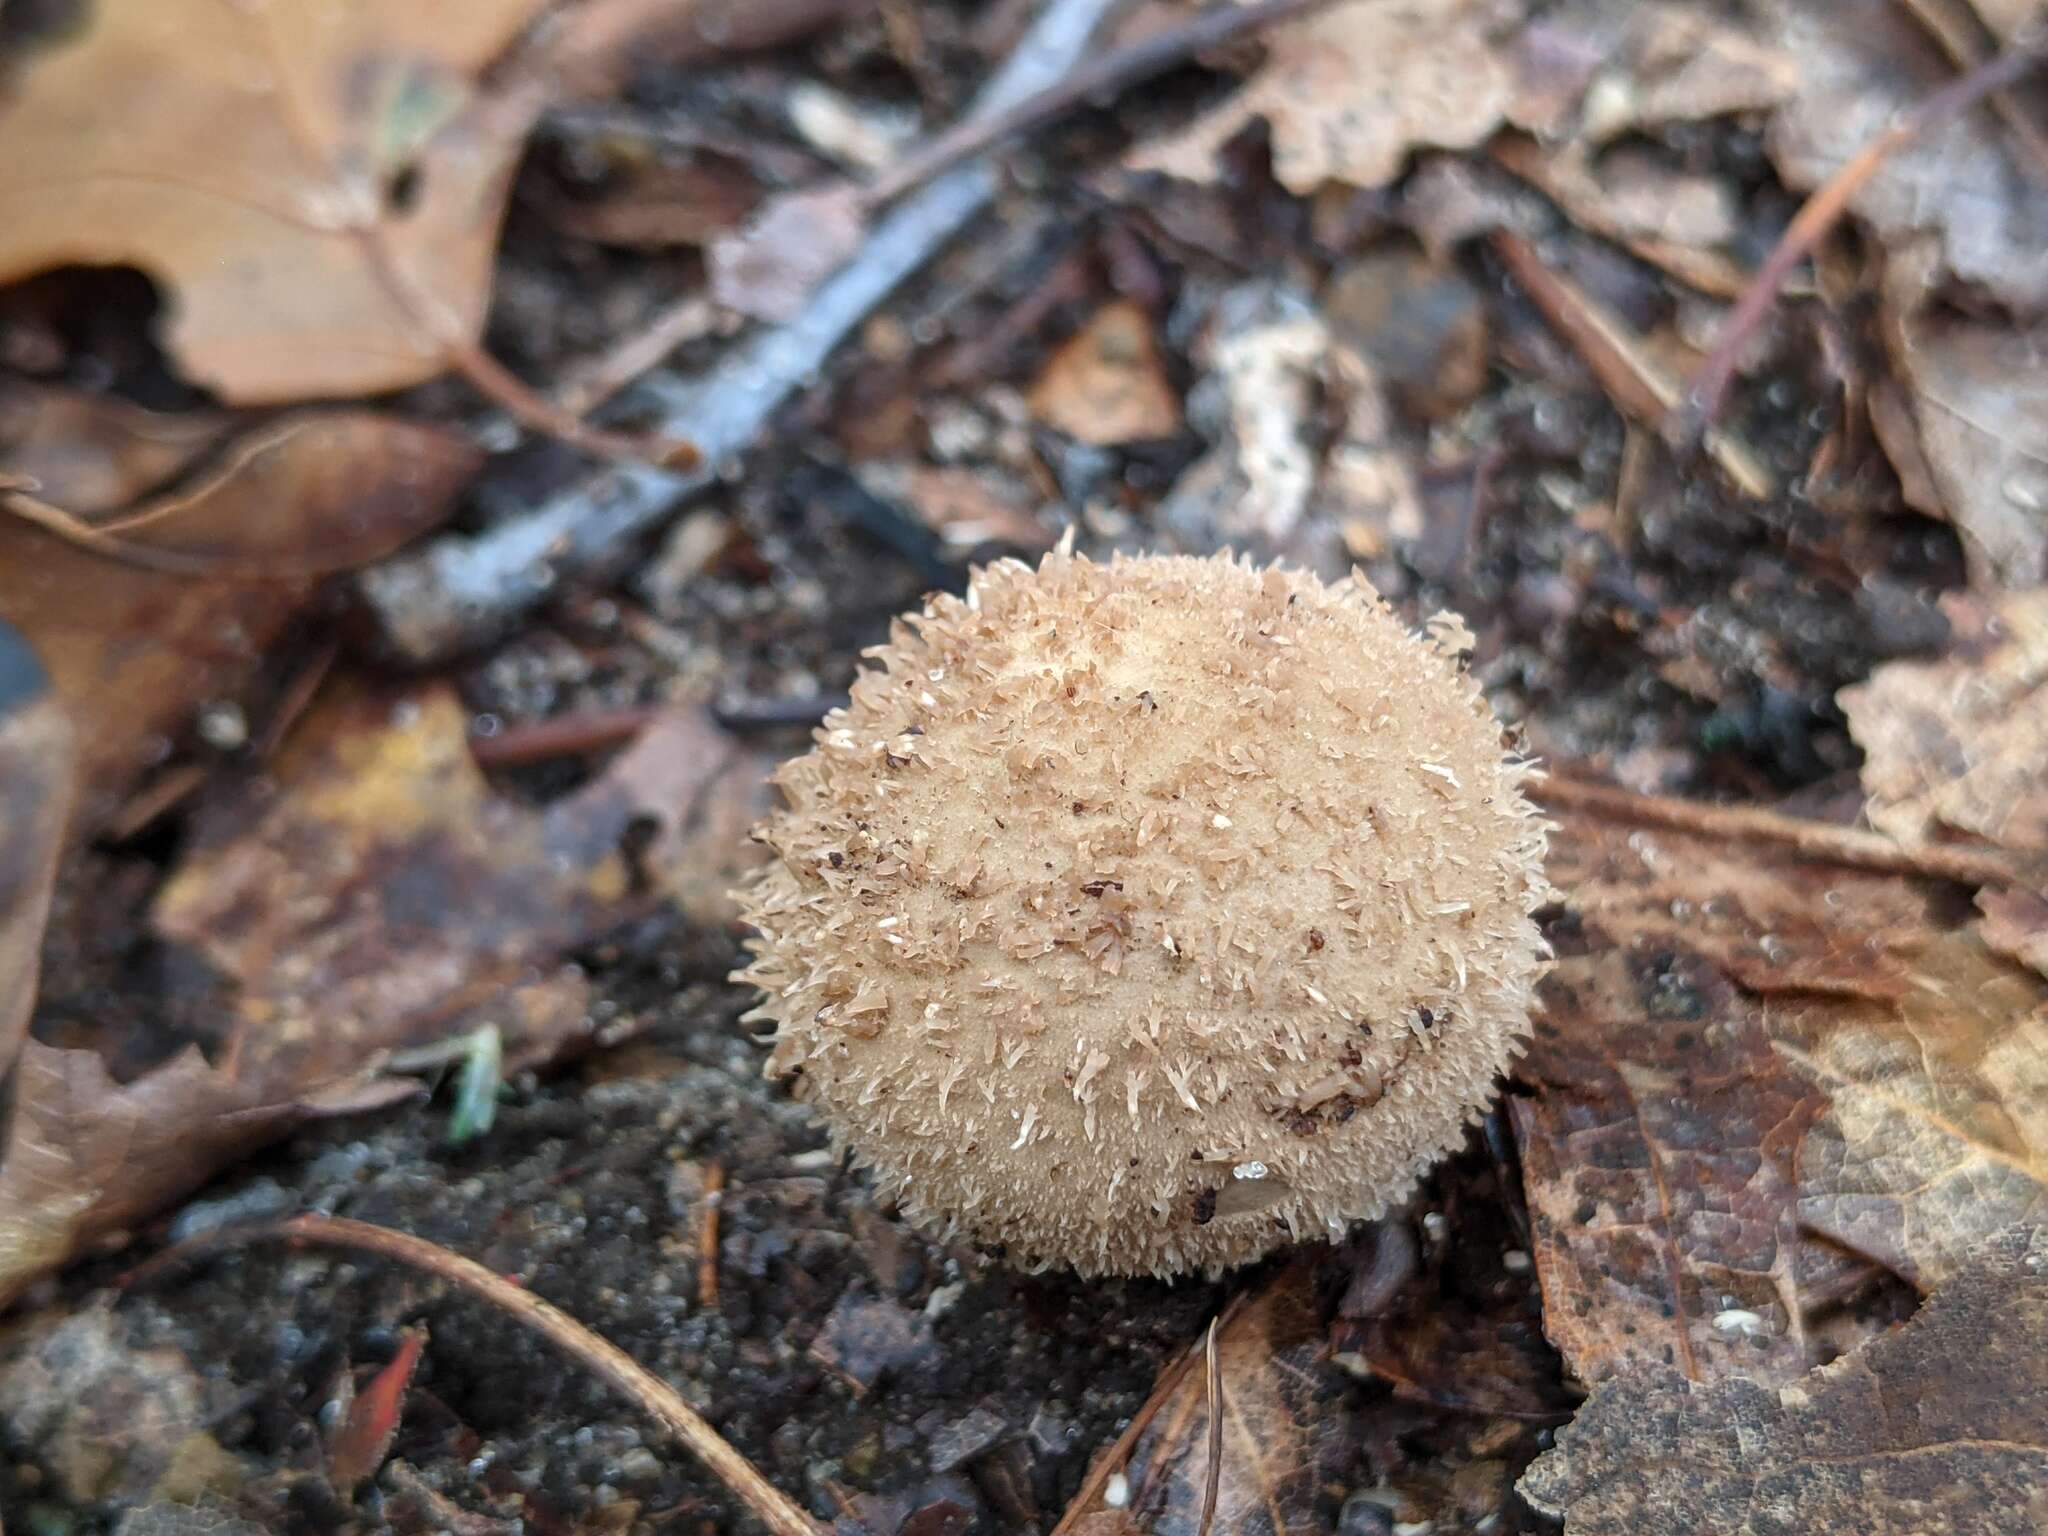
[
  {"left": 3, "top": 0, "right": 2048, "bottom": 1531},
  {"left": 1520, "top": 1224, "right": 2048, "bottom": 1535},
  {"left": 0, "top": 680, "right": 773, "bottom": 1305},
  {"left": 0, "top": 0, "right": 555, "bottom": 402}
]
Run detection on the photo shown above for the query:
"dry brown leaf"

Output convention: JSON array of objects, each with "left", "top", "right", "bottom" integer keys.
[
  {"left": 1783, "top": 934, "right": 2047, "bottom": 1291},
  {"left": 0, "top": 0, "right": 550, "bottom": 402},
  {"left": 1841, "top": 586, "right": 2048, "bottom": 855},
  {"left": 1057, "top": 1263, "right": 1352, "bottom": 1536},
  {"left": 0, "top": 384, "right": 229, "bottom": 515},
  {"left": 1513, "top": 945, "right": 1825, "bottom": 1387},
  {"left": 0, "top": 681, "right": 773, "bottom": 1303},
  {"left": 1877, "top": 287, "right": 2048, "bottom": 589},
  {"left": 1576, "top": 3, "right": 1798, "bottom": 138},
  {"left": 0, "top": 1042, "right": 289, "bottom": 1309},
  {"left": 1521, "top": 794, "right": 2048, "bottom": 1383},
  {"left": 1028, "top": 302, "right": 1182, "bottom": 447},
  {"left": 1519, "top": 1224, "right": 2048, "bottom": 1535},
  {"left": 1128, "top": 0, "right": 1518, "bottom": 194},
  {"left": 1760, "top": 0, "right": 2048, "bottom": 314},
  {"left": 0, "top": 403, "right": 479, "bottom": 829},
  {"left": 0, "top": 624, "right": 73, "bottom": 1077}
]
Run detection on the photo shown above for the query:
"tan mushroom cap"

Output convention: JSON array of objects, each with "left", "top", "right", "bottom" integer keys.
[{"left": 734, "top": 548, "right": 1550, "bottom": 1278}]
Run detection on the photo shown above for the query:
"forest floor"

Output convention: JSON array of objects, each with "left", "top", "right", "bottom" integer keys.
[{"left": 1, "top": 2, "right": 2045, "bottom": 1534}]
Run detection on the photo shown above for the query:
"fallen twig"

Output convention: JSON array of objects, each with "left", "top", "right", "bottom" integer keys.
[
  {"left": 127, "top": 1213, "right": 827, "bottom": 1536},
  {"left": 353, "top": 0, "right": 1145, "bottom": 663},
  {"left": 1535, "top": 773, "right": 2045, "bottom": 891},
  {"left": 1672, "top": 42, "right": 2048, "bottom": 443},
  {"left": 469, "top": 703, "right": 665, "bottom": 769},
  {"left": 1489, "top": 229, "right": 1775, "bottom": 500},
  {"left": 698, "top": 1161, "right": 727, "bottom": 1311}
]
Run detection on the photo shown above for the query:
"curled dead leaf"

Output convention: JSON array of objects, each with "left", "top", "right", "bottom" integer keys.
[{"left": 0, "top": 401, "right": 479, "bottom": 828}]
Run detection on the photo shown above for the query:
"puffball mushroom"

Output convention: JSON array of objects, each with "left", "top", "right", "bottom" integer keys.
[{"left": 733, "top": 547, "right": 1550, "bottom": 1278}]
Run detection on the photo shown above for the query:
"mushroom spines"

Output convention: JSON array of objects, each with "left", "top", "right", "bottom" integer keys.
[{"left": 734, "top": 547, "right": 1549, "bottom": 1277}]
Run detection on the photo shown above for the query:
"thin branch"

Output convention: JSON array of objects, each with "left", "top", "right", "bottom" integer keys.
[
  {"left": 356, "top": 233, "right": 700, "bottom": 468},
  {"left": 469, "top": 703, "right": 665, "bottom": 769},
  {"left": 553, "top": 296, "right": 723, "bottom": 421},
  {"left": 128, "top": 1214, "right": 826, "bottom": 1536},
  {"left": 1672, "top": 42, "right": 2048, "bottom": 442},
  {"left": 1489, "top": 229, "right": 1775, "bottom": 499},
  {"left": 1533, "top": 773, "right": 2045, "bottom": 891},
  {"left": 440, "top": 332, "right": 702, "bottom": 468}
]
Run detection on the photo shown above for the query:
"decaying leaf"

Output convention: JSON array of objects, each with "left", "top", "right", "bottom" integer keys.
[
  {"left": 0, "top": 401, "right": 479, "bottom": 828},
  {"left": 0, "top": 681, "right": 774, "bottom": 1304},
  {"left": 1841, "top": 585, "right": 2048, "bottom": 856},
  {"left": 1058, "top": 1262, "right": 1351, "bottom": 1535},
  {"left": 1128, "top": 0, "right": 1518, "bottom": 194},
  {"left": 0, "top": 621, "right": 73, "bottom": 1076},
  {"left": 1760, "top": 0, "right": 2048, "bottom": 313},
  {"left": 1519, "top": 1224, "right": 2048, "bottom": 1535},
  {"left": 1512, "top": 944, "right": 1824, "bottom": 1387},
  {"left": 0, "top": 1043, "right": 291, "bottom": 1311},
  {"left": 1876, "top": 273, "right": 2048, "bottom": 589},
  {"left": 1521, "top": 796, "right": 2048, "bottom": 1384},
  {"left": 1783, "top": 934, "right": 2047, "bottom": 1291},
  {"left": 1028, "top": 301, "right": 1182, "bottom": 447},
  {"left": 0, "top": 0, "right": 556, "bottom": 402}
]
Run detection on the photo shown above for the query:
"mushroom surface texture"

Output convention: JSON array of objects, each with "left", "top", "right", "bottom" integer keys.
[{"left": 733, "top": 547, "right": 1550, "bottom": 1278}]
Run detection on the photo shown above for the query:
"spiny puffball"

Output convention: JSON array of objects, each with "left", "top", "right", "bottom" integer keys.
[{"left": 734, "top": 547, "right": 1550, "bottom": 1278}]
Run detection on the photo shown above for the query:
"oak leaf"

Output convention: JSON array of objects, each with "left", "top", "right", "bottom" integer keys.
[
  {"left": 1128, "top": 0, "right": 1517, "bottom": 195},
  {"left": 0, "top": 0, "right": 552, "bottom": 402}
]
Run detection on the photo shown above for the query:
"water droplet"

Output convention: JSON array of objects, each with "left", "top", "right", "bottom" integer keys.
[{"left": 2001, "top": 471, "right": 2047, "bottom": 512}]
